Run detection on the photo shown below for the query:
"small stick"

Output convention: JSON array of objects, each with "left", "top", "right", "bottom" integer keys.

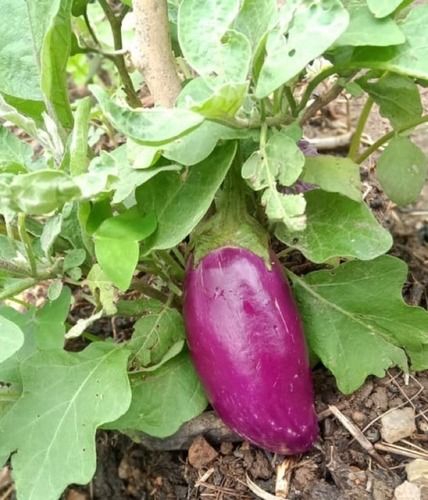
[
  {"left": 374, "top": 442, "right": 428, "bottom": 461},
  {"left": 329, "top": 405, "right": 389, "bottom": 468},
  {"left": 275, "top": 458, "right": 293, "bottom": 498}
]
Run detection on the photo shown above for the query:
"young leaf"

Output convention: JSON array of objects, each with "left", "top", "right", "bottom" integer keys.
[
  {"left": 0, "top": 127, "right": 33, "bottom": 173},
  {"left": 367, "top": 0, "right": 403, "bottom": 19},
  {"left": 137, "top": 142, "right": 237, "bottom": 251},
  {"left": 336, "top": 3, "right": 405, "bottom": 47},
  {"left": 94, "top": 238, "right": 139, "bottom": 292},
  {"left": 358, "top": 74, "right": 422, "bottom": 129},
  {"left": 63, "top": 248, "right": 86, "bottom": 271},
  {"left": 276, "top": 190, "right": 392, "bottom": 262},
  {"left": 290, "top": 256, "right": 428, "bottom": 393},
  {"left": 351, "top": 5, "right": 428, "bottom": 80},
  {"left": 90, "top": 85, "right": 204, "bottom": 145},
  {"left": 377, "top": 136, "right": 427, "bottom": 206},
  {"left": 9, "top": 170, "right": 80, "bottom": 215},
  {"left": 0, "top": 342, "right": 131, "bottom": 500},
  {"left": 0, "top": 315, "right": 24, "bottom": 364},
  {"left": 178, "top": 0, "right": 251, "bottom": 82},
  {"left": 40, "top": 213, "right": 63, "bottom": 256},
  {"left": 69, "top": 97, "right": 91, "bottom": 176},
  {"left": 262, "top": 189, "right": 306, "bottom": 231},
  {"left": 301, "top": 155, "right": 361, "bottom": 201},
  {"left": 128, "top": 299, "right": 186, "bottom": 370},
  {"left": 234, "top": 0, "right": 278, "bottom": 49},
  {"left": 256, "top": 1, "right": 349, "bottom": 98},
  {"left": 86, "top": 264, "right": 117, "bottom": 315},
  {"left": 190, "top": 82, "right": 248, "bottom": 120},
  {"left": 107, "top": 352, "right": 207, "bottom": 438}
]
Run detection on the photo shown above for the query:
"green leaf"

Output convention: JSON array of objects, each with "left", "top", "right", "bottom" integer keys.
[
  {"left": 94, "top": 238, "right": 139, "bottom": 292},
  {"left": 351, "top": 5, "right": 428, "bottom": 80},
  {"left": 367, "top": 0, "right": 403, "bottom": 18},
  {"left": 63, "top": 248, "right": 86, "bottom": 271},
  {"left": 0, "top": 127, "right": 33, "bottom": 173},
  {"left": 107, "top": 352, "right": 207, "bottom": 438},
  {"left": 86, "top": 264, "right": 117, "bottom": 315},
  {"left": 190, "top": 82, "right": 248, "bottom": 120},
  {"left": 0, "top": 0, "right": 73, "bottom": 128},
  {"left": 256, "top": 1, "right": 349, "bottom": 98},
  {"left": 290, "top": 255, "right": 428, "bottom": 393},
  {"left": 47, "top": 280, "right": 63, "bottom": 301},
  {"left": 301, "top": 155, "right": 361, "bottom": 201},
  {"left": 336, "top": 3, "right": 405, "bottom": 47},
  {"left": 377, "top": 136, "right": 427, "bottom": 206},
  {"left": 358, "top": 74, "right": 422, "bottom": 129},
  {"left": 234, "top": 0, "right": 277, "bottom": 49},
  {"left": 407, "top": 346, "right": 428, "bottom": 371},
  {"left": 178, "top": 0, "right": 251, "bottom": 82},
  {"left": 94, "top": 208, "right": 157, "bottom": 241},
  {"left": 40, "top": 213, "right": 63, "bottom": 256},
  {"left": 128, "top": 299, "right": 185, "bottom": 370},
  {"left": 90, "top": 85, "right": 204, "bottom": 145},
  {"left": 137, "top": 142, "right": 237, "bottom": 251},
  {"left": 262, "top": 189, "right": 306, "bottom": 231},
  {"left": 9, "top": 170, "right": 80, "bottom": 215},
  {"left": 276, "top": 190, "right": 393, "bottom": 262},
  {"left": 127, "top": 140, "right": 160, "bottom": 169},
  {"left": 0, "top": 342, "right": 131, "bottom": 500},
  {"left": 0, "top": 315, "right": 24, "bottom": 363}
]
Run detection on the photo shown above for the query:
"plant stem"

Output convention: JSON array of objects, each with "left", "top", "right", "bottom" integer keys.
[
  {"left": 131, "top": 280, "right": 171, "bottom": 303},
  {"left": 83, "top": 10, "right": 100, "bottom": 46},
  {"left": 0, "top": 259, "right": 30, "bottom": 277},
  {"left": 348, "top": 96, "right": 374, "bottom": 160},
  {"left": 98, "top": 0, "right": 140, "bottom": 108},
  {"left": 356, "top": 115, "right": 428, "bottom": 164},
  {"left": 157, "top": 251, "right": 185, "bottom": 281},
  {"left": 298, "top": 65, "right": 338, "bottom": 112},
  {"left": 172, "top": 247, "right": 186, "bottom": 268},
  {"left": 284, "top": 86, "right": 297, "bottom": 116},
  {"left": 17, "top": 214, "right": 37, "bottom": 277}
]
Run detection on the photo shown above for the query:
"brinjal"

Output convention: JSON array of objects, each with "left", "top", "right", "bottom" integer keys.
[{"left": 183, "top": 164, "right": 318, "bottom": 454}]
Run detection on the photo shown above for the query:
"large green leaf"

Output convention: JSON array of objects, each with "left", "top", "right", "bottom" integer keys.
[
  {"left": 377, "top": 136, "right": 427, "bottom": 206},
  {"left": 90, "top": 85, "right": 204, "bottom": 145},
  {"left": 367, "top": 0, "right": 403, "bottom": 18},
  {"left": 301, "top": 155, "right": 361, "bottom": 201},
  {"left": 0, "top": 127, "right": 33, "bottom": 173},
  {"left": 276, "top": 190, "right": 392, "bottom": 262},
  {"left": 178, "top": 0, "right": 251, "bottom": 82},
  {"left": 291, "top": 256, "right": 428, "bottom": 393},
  {"left": 0, "top": 0, "right": 73, "bottom": 128},
  {"left": 94, "top": 208, "right": 157, "bottom": 241},
  {"left": 137, "top": 142, "right": 237, "bottom": 251},
  {"left": 128, "top": 299, "right": 186, "bottom": 371},
  {"left": 0, "top": 342, "right": 131, "bottom": 500},
  {"left": 358, "top": 74, "right": 422, "bottom": 130},
  {"left": 0, "top": 315, "right": 24, "bottom": 364},
  {"left": 107, "top": 352, "right": 207, "bottom": 438},
  {"left": 336, "top": 2, "right": 405, "bottom": 47},
  {"left": 234, "top": 0, "right": 277, "bottom": 49},
  {"left": 351, "top": 5, "right": 428, "bottom": 80},
  {"left": 256, "top": 0, "right": 349, "bottom": 98}
]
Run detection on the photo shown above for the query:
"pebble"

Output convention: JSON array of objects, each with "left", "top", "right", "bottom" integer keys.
[
  {"left": 371, "top": 387, "right": 388, "bottom": 411},
  {"left": 406, "top": 459, "right": 428, "bottom": 488},
  {"left": 394, "top": 481, "right": 421, "bottom": 500},
  {"left": 352, "top": 411, "right": 366, "bottom": 425},
  {"left": 188, "top": 436, "right": 218, "bottom": 469},
  {"left": 380, "top": 408, "right": 416, "bottom": 443}
]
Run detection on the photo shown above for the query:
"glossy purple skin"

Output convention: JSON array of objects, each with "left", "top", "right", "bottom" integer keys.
[{"left": 183, "top": 247, "right": 318, "bottom": 454}]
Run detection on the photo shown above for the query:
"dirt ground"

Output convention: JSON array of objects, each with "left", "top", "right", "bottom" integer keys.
[{"left": 1, "top": 75, "right": 428, "bottom": 500}]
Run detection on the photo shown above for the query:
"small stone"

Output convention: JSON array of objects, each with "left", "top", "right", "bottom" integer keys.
[
  {"left": 66, "top": 490, "right": 89, "bottom": 500},
  {"left": 220, "top": 441, "right": 233, "bottom": 455},
  {"left": 188, "top": 436, "right": 218, "bottom": 469},
  {"left": 418, "top": 420, "right": 428, "bottom": 433},
  {"left": 394, "top": 481, "right": 421, "bottom": 500},
  {"left": 371, "top": 387, "right": 388, "bottom": 411},
  {"left": 352, "top": 411, "right": 366, "bottom": 425},
  {"left": 380, "top": 408, "right": 416, "bottom": 443},
  {"left": 406, "top": 459, "right": 428, "bottom": 488}
]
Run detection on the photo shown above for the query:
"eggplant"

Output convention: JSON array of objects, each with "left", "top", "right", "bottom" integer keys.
[{"left": 183, "top": 246, "right": 318, "bottom": 454}]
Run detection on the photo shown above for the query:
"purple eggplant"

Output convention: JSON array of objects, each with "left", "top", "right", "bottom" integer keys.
[{"left": 183, "top": 246, "right": 318, "bottom": 454}]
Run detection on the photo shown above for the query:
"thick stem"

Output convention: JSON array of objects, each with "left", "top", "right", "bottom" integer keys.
[
  {"left": 356, "top": 115, "right": 428, "bottom": 164},
  {"left": 348, "top": 96, "right": 373, "bottom": 160},
  {"left": 284, "top": 86, "right": 297, "bottom": 116},
  {"left": 17, "top": 214, "right": 37, "bottom": 277},
  {"left": 98, "top": 0, "right": 140, "bottom": 107},
  {"left": 133, "top": 0, "right": 182, "bottom": 107}
]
